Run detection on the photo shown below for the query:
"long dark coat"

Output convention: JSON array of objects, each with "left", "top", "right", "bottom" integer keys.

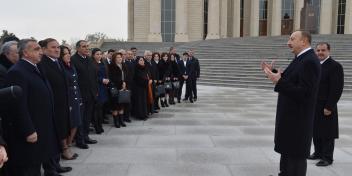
[
  {"left": 274, "top": 49, "right": 321, "bottom": 158},
  {"left": 314, "top": 57, "right": 344, "bottom": 139},
  {"left": 38, "top": 55, "right": 70, "bottom": 140},
  {"left": 70, "top": 53, "right": 98, "bottom": 102},
  {"left": 133, "top": 64, "right": 149, "bottom": 119},
  {"left": 3, "top": 59, "right": 59, "bottom": 166}
]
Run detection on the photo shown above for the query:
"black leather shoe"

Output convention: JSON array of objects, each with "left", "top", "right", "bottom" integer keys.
[
  {"left": 57, "top": 166, "right": 72, "bottom": 173},
  {"left": 124, "top": 118, "right": 132, "bottom": 123},
  {"left": 85, "top": 138, "right": 98, "bottom": 144},
  {"left": 76, "top": 143, "right": 89, "bottom": 149},
  {"left": 177, "top": 100, "right": 181, "bottom": 103},
  {"left": 316, "top": 160, "right": 332, "bottom": 167},
  {"left": 308, "top": 153, "right": 321, "bottom": 160}
]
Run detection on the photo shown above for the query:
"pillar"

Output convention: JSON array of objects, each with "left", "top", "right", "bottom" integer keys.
[
  {"left": 147, "top": 0, "right": 162, "bottom": 42},
  {"left": 206, "top": 0, "right": 221, "bottom": 39},
  {"left": 268, "top": 0, "right": 282, "bottom": 36},
  {"left": 175, "top": 0, "right": 189, "bottom": 42}
]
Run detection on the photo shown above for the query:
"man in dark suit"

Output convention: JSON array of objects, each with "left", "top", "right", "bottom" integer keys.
[
  {"left": 177, "top": 52, "right": 190, "bottom": 103},
  {"left": 38, "top": 38, "right": 73, "bottom": 175},
  {"left": 144, "top": 50, "right": 159, "bottom": 114},
  {"left": 3, "top": 39, "right": 59, "bottom": 176},
  {"left": 308, "top": 42, "right": 344, "bottom": 167},
  {"left": 262, "top": 31, "right": 321, "bottom": 176},
  {"left": 71, "top": 40, "right": 98, "bottom": 149},
  {"left": 188, "top": 49, "right": 200, "bottom": 101}
]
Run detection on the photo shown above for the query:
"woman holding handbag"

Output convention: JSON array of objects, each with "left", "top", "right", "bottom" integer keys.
[
  {"left": 109, "top": 52, "right": 128, "bottom": 128},
  {"left": 169, "top": 54, "right": 180, "bottom": 105},
  {"left": 158, "top": 52, "right": 171, "bottom": 107}
]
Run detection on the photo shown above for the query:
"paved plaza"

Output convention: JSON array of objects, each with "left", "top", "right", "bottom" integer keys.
[{"left": 63, "top": 86, "right": 352, "bottom": 176}]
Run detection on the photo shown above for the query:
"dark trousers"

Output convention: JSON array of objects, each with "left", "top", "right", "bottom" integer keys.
[
  {"left": 93, "top": 102, "right": 103, "bottom": 131},
  {"left": 279, "top": 155, "right": 307, "bottom": 176},
  {"left": 313, "top": 137, "right": 335, "bottom": 163},
  {"left": 6, "top": 163, "right": 41, "bottom": 176},
  {"left": 185, "top": 79, "right": 193, "bottom": 100},
  {"left": 177, "top": 79, "right": 186, "bottom": 100},
  {"left": 76, "top": 97, "right": 95, "bottom": 143},
  {"left": 43, "top": 154, "right": 61, "bottom": 176},
  {"left": 191, "top": 78, "right": 197, "bottom": 98}
]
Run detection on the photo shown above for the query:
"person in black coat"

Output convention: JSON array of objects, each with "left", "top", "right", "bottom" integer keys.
[
  {"left": 109, "top": 52, "right": 128, "bottom": 128},
  {"left": 91, "top": 48, "right": 109, "bottom": 134},
  {"left": 59, "top": 45, "right": 82, "bottom": 156},
  {"left": 71, "top": 40, "right": 98, "bottom": 149},
  {"left": 3, "top": 39, "right": 59, "bottom": 176},
  {"left": 144, "top": 50, "right": 159, "bottom": 114},
  {"left": 133, "top": 57, "right": 151, "bottom": 120},
  {"left": 177, "top": 52, "right": 190, "bottom": 103},
  {"left": 38, "top": 38, "right": 73, "bottom": 174},
  {"left": 169, "top": 54, "right": 180, "bottom": 105},
  {"left": 0, "top": 41, "right": 19, "bottom": 87},
  {"left": 152, "top": 52, "right": 162, "bottom": 109},
  {"left": 124, "top": 50, "right": 136, "bottom": 120},
  {"left": 188, "top": 49, "right": 200, "bottom": 101},
  {"left": 308, "top": 42, "right": 344, "bottom": 167},
  {"left": 158, "top": 53, "right": 172, "bottom": 107},
  {"left": 262, "top": 31, "right": 321, "bottom": 176}
]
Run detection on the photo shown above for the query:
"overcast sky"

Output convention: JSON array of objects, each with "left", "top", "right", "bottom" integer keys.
[{"left": 0, "top": 0, "right": 128, "bottom": 44}]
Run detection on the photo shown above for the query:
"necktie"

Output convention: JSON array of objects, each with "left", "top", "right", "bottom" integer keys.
[{"left": 54, "top": 60, "right": 62, "bottom": 70}]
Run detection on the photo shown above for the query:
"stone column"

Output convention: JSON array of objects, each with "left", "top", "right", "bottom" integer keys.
[
  {"left": 294, "top": 0, "right": 304, "bottom": 30},
  {"left": 232, "top": 0, "right": 241, "bottom": 37},
  {"left": 249, "top": 0, "right": 259, "bottom": 36},
  {"left": 206, "top": 0, "right": 221, "bottom": 39},
  {"left": 220, "top": 0, "right": 228, "bottom": 38},
  {"left": 268, "top": 0, "right": 282, "bottom": 36},
  {"left": 175, "top": 0, "right": 189, "bottom": 42},
  {"left": 319, "top": 0, "right": 333, "bottom": 34},
  {"left": 147, "top": 0, "right": 162, "bottom": 42},
  {"left": 128, "top": 0, "right": 134, "bottom": 41},
  {"left": 345, "top": 0, "right": 352, "bottom": 34}
]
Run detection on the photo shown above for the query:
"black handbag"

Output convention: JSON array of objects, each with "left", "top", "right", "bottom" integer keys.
[
  {"left": 117, "top": 90, "right": 131, "bottom": 104},
  {"left": 172, "top": 81, "right": 180, "bottom": 89},
  {"left": 164, "top": 81, "right": 173, "bottom": 90},
  {"left": 109, "top": 84, "right": 119, "bottom": 98},
  {"left": 156, "top": 85, "right": 165, "bottom": 96}
]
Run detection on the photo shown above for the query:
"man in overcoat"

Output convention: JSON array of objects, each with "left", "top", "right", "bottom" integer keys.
[
  {"left": 3, "top": 39, "right": 59, "bottom": 176},
  {"left": 308, "top": 42, "right": 344, "bottom": 166},
  {"left": 262, "top": 31, "right": 321, "bottom": 176}
]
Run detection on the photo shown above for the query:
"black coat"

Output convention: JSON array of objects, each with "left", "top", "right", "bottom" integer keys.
[
  {"left": 38, "top": 55, "right": 70, "bottom": 140},
  {"left": 190, "top": 56, "right": 200, "bottom": 78},
  {"left": 109, "top": 63, "right": 128, "bottom": 90},
  {"left": 0, "top": 54, "right": 14, "bottom": 88},
  {"left": 145, "top": 60, "right": 159, "bottom": 81},
  {"left": 314, "top": 57, "right": 344, "bottom": 139},
  {"left": 71, "top": 53, "right": 98, "bottom": 102},
  {"left": 158, "top": 59, "right": 171, "bottom": 81},
  {"left": 274, "top": 49, "right": 321, "bottom": 158},
  {"left": 3, "top": 59, "right": 59, "bottom": 166},
  {"left": 133, "top": 64, "right": 149, "bottom": 119}
]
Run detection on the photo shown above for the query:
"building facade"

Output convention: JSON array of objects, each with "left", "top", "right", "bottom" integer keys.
[{"left": 128, "top": 0, "right": 351, "bottom": 42}]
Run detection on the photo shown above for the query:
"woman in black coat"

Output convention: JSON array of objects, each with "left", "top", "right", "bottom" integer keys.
[
  {"left": 158, "top": 53, "right": 171, "bottom": 107},
  {"left": 92, "top": 48, "right": 109, "bottom": 133},
  {"left": 133, "top": 57, "right": 151, "bottom": 120},
  {"left": 169, "top": 54, "right": 180, "bottom": 105},
  {"left": 109, "top": 52, "right": 128, "bottom": 127},
  {"left": 59, "top": 45, "right": 80, "bottom": 160}
]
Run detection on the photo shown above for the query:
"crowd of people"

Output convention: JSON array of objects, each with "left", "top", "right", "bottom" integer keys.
[{"left": 0, "top": 36, "right": 200, "bottom": 176}]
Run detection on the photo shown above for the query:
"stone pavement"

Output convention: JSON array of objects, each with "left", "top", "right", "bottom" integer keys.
[{"left": 63, "top": 86, "right": 352, "bottom": 176}]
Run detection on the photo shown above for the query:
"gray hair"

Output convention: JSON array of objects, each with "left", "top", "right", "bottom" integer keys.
[
  {"left": 0, "top": 41, "right": 18, "bottom": 55},
  {"left": 18, "top": 39, "right": 37, "bottom": 58},
  {"left": 144, "top": 50, "right": 152, "bottom": 56}
]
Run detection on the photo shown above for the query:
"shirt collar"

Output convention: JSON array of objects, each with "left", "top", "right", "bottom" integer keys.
[
  {"left": 297, "top": 47, "right": 312, "bottom": 58},
  {"left": 22, "top": 58, "right": 37, "bottom": 67},
  {"left": 320, "top": 56, "right": 330, "bottom": 64},
  {"left": 46, "top": 55, "right": 58, "bottom": 62}
]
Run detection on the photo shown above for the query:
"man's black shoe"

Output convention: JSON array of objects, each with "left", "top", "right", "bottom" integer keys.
[
  {"left": 85, "top": 138, "right": 97, "bottom": 144},
  {"left": 307, "top": 153, "right": 320, "bottom": 160},
  {"left": 76, "top": 143, "right": 89, "bottom": 149},
  {"left": 124, "top": 118, "right": 132, "bottom": 123},
  {"left": 57, "top": 166, "right": 72, "bottom": 173},
  {"left": 177, "top": 100, "right": 181, "bottom": 103},
  {"left": 316, "top": 160, "right": 332, "bottom": 167},
  {"left": 190, "top": 99, "right": 194, "bottom": 103}
]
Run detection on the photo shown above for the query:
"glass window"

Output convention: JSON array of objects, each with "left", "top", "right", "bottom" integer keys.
[
  {"left": 337, "top": 0, "right": 346, "bottom": 34},
  {"left": 203, "top": 0, "right": 209, "bottom": 40},
  {"left": 161, "top": 0, "right": 175, "bottom": 42},
  {"left": 282, "top": 0, "right": 294, "bottom": 19},
  {"left": 259, "top": 0, "right": 268, "bottom": 20}
]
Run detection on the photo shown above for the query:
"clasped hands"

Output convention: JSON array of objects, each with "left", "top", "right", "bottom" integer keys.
[{"left": 261, "top": 60, "right": 282, "bottom": 84}]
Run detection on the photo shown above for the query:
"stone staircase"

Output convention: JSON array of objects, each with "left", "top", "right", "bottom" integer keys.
[
  {"left": 175, "top": 35, "right": 352, "bottom": 92},
  {"left": 100, "top": 35, "right": 352, "bottom": 92}
]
